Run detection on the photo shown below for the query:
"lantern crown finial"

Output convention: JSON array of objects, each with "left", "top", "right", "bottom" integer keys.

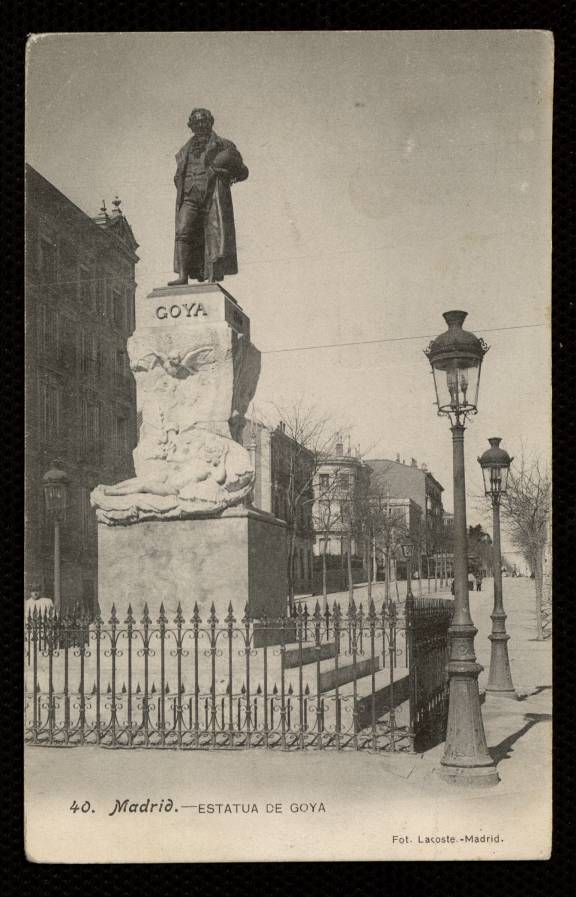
[
  {"left": 442, "top": 309, "right": 468, "bottom": 329},
  {"left": 478, "top": 438, "right": 513, "bottom": 468}
]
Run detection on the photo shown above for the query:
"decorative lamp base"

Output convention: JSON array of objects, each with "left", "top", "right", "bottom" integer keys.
[{"left": 437, "top": 764, "right": 501, "bottom": 788}]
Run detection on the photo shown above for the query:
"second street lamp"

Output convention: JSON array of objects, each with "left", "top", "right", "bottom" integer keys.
[
  {"left": 478, "top": 437, "right": 517, "bottom": 699},
  {"left": 401, "top": 542, "right": 414, "bottom": 599},
  {"left": 42, "top": 461, "right": 70, "bottom": 614},
  {"left": 425, "top": 311, "right": 499, "bottom": 787}
]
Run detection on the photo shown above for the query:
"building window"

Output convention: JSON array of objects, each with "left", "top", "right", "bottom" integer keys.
[
  {"left": 113, "top": 289, "right": 124, "bottom": 328},
  {"left": 115, "top": 349, "right": 128, "bottom": 382},
  {"left": 82, "top": 579, "right": 96, "bottom": 616},
  {"left": 60, "top": 241, "right": 77, "bottom": 301},
  {"left": 339, "top": 473, "right": 350, "bottom": 491},
  {"left": 41, "top": 380, "right": 62, "bottom": 443},
  {"left": 79, "top": 332, "right": 99, "bottom": 375},
  {"left": 79, "top": 331, "right": 88, "bottom": 374},
  {"left": 80, "top": 265, "right": 95, "bottom": 309},
  {"left": 81, "top": 397, "right": 100, "bottom": 451},
  {"left": 114, "top": 415, "right": 128, "bottom": 455},
  {"left": 42, "top": 307, "right": 59, "bottom": 355},
  {"left": 79, "top": 486, "right": 92, "bottom": 545},
  {"left": 319, "top": 474, "right": 330, "bottom": 491},
  {"left": 39, "top": 237, "right": 57, "bottom": 281}
]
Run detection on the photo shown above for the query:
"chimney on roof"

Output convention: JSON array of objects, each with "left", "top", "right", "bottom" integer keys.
[
  {"left": 335, "top": 439, "right": 344, "bottom": 456},
  {"left": 396, "top": 453, "right": 400, "bottom": 462},
  {"left": 421, "top": 462, "right": 428, "bottom": 472},
  {"left": 278, "top": 420, "right": 286, "bottom": 433},
  {"left": 411, "top": 458, "right": 417, "bottom": 467}
]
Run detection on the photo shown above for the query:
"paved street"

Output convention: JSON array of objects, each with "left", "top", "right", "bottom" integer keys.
[{"left": 25, "top": 576, "right": 551, "bottom": 862}]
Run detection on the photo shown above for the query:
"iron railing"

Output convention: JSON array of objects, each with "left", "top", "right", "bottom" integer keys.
[
  {"left": 406, "top": 596, "right": 452, "bottom": 751},
  {"left": 25, "top": 597, "right": 452, "bottom": 753}
]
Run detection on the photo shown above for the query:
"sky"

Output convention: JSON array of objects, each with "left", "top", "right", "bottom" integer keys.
[{"left": 26, "top": 31, "right": 553, "bottom": 534}]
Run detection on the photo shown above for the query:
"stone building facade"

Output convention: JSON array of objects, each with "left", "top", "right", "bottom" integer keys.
[
  {"left": 240, "top": 419, "right": 315, "bottom": 595},
  {"left": 312, "top": 439, "right": 371, "bottom": 578},
  {"left": 366, "top": 455, "right": 445, "bottom": 578},
  {"left": 25, "top": 165, "right": 139, "bottom": 611}
]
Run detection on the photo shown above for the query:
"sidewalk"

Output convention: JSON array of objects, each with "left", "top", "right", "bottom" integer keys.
[{"left": 24, "top": 577, "right": 551, "bottom": 862}]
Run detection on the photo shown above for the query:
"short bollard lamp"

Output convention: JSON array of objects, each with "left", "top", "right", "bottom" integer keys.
[
  {"left": 425, "top": 311, "right": 499, "bottom": 786},
  {"left": 478, "top": 438, "right": 517, "bottom": 699},
  {"left": 42, "top": 461, "right": 70, "bottom": 613}
]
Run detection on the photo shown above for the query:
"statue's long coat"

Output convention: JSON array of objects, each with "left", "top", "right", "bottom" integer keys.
[{"left": 173, "top": 131, "right": 248, "bottom": 281}]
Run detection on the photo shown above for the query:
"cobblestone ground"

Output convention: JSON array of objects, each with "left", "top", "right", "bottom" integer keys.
[{"left": 25, "top": 576, "right": 551, "bottom": 862}]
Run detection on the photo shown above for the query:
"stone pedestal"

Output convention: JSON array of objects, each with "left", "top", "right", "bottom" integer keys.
[
  {"left": 91, "top": 283, "right": 261, "bottom": 523},
  {"left": 97, "top": 507, "right": 288, "bottom": 624}
]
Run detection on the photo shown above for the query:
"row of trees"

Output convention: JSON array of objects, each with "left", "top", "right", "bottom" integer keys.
[{"left": 253, "top": 401, "right": 551, "bottom": 638}]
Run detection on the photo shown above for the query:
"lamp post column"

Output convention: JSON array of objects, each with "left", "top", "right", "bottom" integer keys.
[
  {"left": 486, "top": 495, "right": 516, "bottom": 696},
  {"left": 439, "top": 424, "right": 499, "bottom": 786},
  {"left": 53, "top": 517, "right": 61, "bottom": 614}
]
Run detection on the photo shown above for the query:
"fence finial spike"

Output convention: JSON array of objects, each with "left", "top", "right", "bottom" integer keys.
[{"left": 225, "top": 602, "right": 235, "bottom": 624}]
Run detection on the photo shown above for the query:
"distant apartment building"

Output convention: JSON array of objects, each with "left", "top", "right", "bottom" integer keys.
[
  {"left": 366, "top": 455, "right": 445, "bottom": 577},
  {"left": 312, "top": 438, "right": 371, "bottom": 583},
  {"left": 25, "top": 165, "right": 139, "bottom": 610},
  {"left": 240, "top": 419, "right": 315, "bottom": 595}
]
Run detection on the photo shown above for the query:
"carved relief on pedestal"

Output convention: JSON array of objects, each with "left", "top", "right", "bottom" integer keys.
[{"left": 91, "top": 315, "right": 261, "bottom": 524}]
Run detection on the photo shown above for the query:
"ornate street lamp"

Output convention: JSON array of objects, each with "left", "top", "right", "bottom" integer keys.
[
  {"left": 478, "top": 438, "right": 517, "bottom": 699},
  {"left": 425, "top": 311, "right": 499, "bottom": 786},
  {"left": 42, "top": 460, "right": 70, "bottom": 613},
  {"left": 401, "top": 542, "right": 414, "bottom": 599}
]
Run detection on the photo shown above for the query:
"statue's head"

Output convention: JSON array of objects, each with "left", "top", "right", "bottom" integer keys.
[{"left": 188, "top": 108, "right": 214, "bottom": 135}]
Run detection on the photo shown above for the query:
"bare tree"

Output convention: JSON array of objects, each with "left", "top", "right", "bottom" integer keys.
[
  {"left": 312, "top": 471, "right": 346, "bottom": 608},
  {"left": 355, "top": 481, "right": 409, "bottom": 602},
  {"left": 255, "top": 399, "right": 343, "bottom": 615},
  {"left": 500, "top": 453, "right": 551, "bottom": 640}
]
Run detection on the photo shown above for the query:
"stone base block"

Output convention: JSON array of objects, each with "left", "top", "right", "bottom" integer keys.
[{"left": 97, "top": 507, "right": 288, "bottom": 625}]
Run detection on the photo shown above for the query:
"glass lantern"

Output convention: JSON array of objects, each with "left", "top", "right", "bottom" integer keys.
[
  {"left": 478, "top": 438, "right": 513, "bottom": 497},
  {"left": 425, "top": 311, "right": 489, "bottom": 422},
  {"left": 42, "top": 461, "right": 70, "bottom": 516}
]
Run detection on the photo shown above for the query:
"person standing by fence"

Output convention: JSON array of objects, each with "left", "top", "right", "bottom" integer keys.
[{"left": 24, "top": 585, "right": 53, "bottom": 619}]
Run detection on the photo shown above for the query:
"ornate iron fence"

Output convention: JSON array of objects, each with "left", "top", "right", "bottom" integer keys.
[
  {"left": 406, "top": 596, "right": 453, "bottom": 751},
  {"left": 25, "top": 597, "right": 452, "bottom": 753}
]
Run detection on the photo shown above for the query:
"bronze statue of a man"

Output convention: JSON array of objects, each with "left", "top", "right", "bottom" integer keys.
[{"left": 169, "top": 108, "right": 249, "bottom": 286}]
